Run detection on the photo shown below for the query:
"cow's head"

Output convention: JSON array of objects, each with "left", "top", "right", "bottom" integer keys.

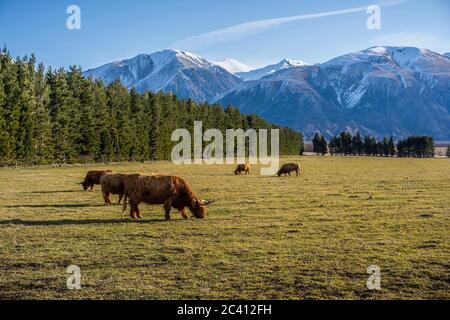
[
  {"left": 79, "top": 181, "right": 89, "bottom": 191},
  {"left": 190, "top": 199, "right": 215, "bottom": 218}
]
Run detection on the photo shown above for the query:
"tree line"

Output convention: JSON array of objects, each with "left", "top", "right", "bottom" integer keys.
[
  {"left": 0, "top": 48, "right": 304, "bottom": 166},
  {"left": 312, "top": 132, "right": 436, "bottom": 158}
]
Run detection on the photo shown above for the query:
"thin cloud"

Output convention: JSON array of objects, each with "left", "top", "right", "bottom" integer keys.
[{"left": 172, "top": 0, "right": 410, "bottom": 50}]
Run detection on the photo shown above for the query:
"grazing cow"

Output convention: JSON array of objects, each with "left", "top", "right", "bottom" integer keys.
[
  {"left": 122, "top": 174, "right": 215, "bottom": 220},
  {"left": 234, "top": 163, "right": 251, "bottom": 175},
  {"left": 100, "top": 173, "right": 127, "bottom": 204},
  {"left": 277, "top": 163, "right": 301, "bottom": 177},
  {"left": 80, "top": 170, "right": 113, "bottom": 191}
]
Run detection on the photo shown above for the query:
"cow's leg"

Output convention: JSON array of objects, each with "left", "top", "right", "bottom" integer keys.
[
  {"left": 129, "top": 201, "right": 138, "bottom": 219},
  {"left": 103, "top": 191, "right": 111, "bottom": 204},
  {"left": 163, "top": 199, "right": 172, "bottom": 220},
  {"left": 102, "top": 190, "right": 108, "bottom": 203},
  {"left": 179, "top": 207, "right": 188, "bottom": 219},
  {"left": 134, "top": 204, "right": 142, "bottom": 219},
  {"left": 288, "top": 172, "right": 291, "bottom": 176},
  {"left": 118, "top": 192, "right": 123, "bottom": 204},
  {"left": 90, "top": 184, "right": 94, "bottom": 191}
]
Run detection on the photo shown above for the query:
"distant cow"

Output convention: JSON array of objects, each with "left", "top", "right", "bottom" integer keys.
[
  {"left": 122, "top": 174, "right": 214, "bottom": 220},
  {"left": 80, "top": 170, "right": 113, "bottom": 191},
  {"left": 100, "top": 173, "right": 127, "bottom": 204},
  {"left": 277, "top": 163, "right": 301, "bottom": 177},
  {"left": 234, "top": 163, "right": 251, "bottom": 175}
]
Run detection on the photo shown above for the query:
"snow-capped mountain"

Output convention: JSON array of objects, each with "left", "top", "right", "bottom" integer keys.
[
  {"left": 212, "top": 58, "right": 253, "bottom": 74},
  {"left": 444, "top": 52, "right": 450, "bottom": 59},
  {"left": 83, "top": 49, "right": 241, "bottom": 102},
  {"left": 215, "top": 46, "right": 450, "bottom": 139},
  {"left": 236, "top": 59, "right": 308, "bottom": 81},
  {"left": 84, "top": 46, "right": 450, "bottom": 139}
]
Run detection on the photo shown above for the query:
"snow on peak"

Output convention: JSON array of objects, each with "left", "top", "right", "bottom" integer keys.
[
  {"left": 371, "top": 46, "right": 450, "bottom": 75},
  {"left": 282, "top": 59, "right": 308, "bottom": 67},
  {"left": 150, "top": 49, "right": 211, "bottom": 70},
  {"left": 368, "top": 46, "right": 388, "bottom": 55},
  {"left": 324, "top": 46, "right": 450, "bottom": 75},
  {"left": 386, "top": 47, "right": 422, "bottom": 67},
  {"left": 236, "top": 58, "right": 309, "bottom": 81},
  {"left": 212, "top": 58, "right": 253, "bottom": 74},
  {"left": 365, "top": 46, "right": 442, "bottom": 65}
]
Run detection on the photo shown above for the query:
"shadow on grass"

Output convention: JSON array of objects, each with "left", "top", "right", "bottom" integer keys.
[
  {"left": 25, "top": 190, "right": 82, "bottom": 194},
  {"left": 4, "top": 203, "right": 105, "bottom": 208},
  {"left": 0, "top": 218, "right": 167, "bottom": 226}
]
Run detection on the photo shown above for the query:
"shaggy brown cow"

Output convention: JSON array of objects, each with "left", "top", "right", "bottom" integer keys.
[
  {"left": 234, "top": 163, "right": 251, "bottom": 175},
  {"left": 100, "top": 173, "right": 127, "bottom": 204},
  {"left": 277, "top": 163, "right": 301, "bottom": 177},
  {"left": 122, "top": 174, "right": 214, "bottom": 220},
  {"left": 80, "top": 170, "right": 113, "bottom": 191}
]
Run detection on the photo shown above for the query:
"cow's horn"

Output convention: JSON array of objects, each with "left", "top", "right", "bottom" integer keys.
[{"left": 201, "top": 199, "right": 215, "bottom": 205}]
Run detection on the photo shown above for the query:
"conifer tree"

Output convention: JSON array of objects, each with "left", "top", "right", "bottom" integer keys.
[
  {"left": 352, "top": 132, "right": 363, "bottom": 155},
  {"left": 0, "top": 50, "right": 8, "bottom": 163},
  {"left": 1, "top": 50, "right": 21, "bottom": 163},
  {"left": 312, "top": 132, "right": 321, "bottom": 155},
  {"left": 388, "top": 136, "right": 396, "bottom": 157},
  {"left": 129, "top": 88, "right": 150, "bottom": 161},
  {"left": 93, "top": 80, "right": 112, "bottom": 162},
  {"left": 106, "top": 80, "right": 132, "bottom": 161},
  {"left": 340, "top": 131, "right": 352, "bottom": 155},
  {"left": 48, "top": 68, "right": 78, "bottom": 163},
  {"left": 319, "top": 135, "right": 327, "bottom": 155},
  {"left": 32, "top": 62, "right": 53, "bottom": 163},
  {"left": 77, "top": 78, "right": 98, "bottom": 162},
  {"left": 148, "top": 92, "right": 160, "bottom": 160}
]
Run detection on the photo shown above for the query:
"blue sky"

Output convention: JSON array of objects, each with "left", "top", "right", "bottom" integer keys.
[{"left": 0, "top": 0, "right": 449, "bottom": 69}]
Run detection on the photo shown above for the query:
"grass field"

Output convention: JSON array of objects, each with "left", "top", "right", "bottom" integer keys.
[{"left": 0, "top": 156, "right": 449, "bottom": 299}]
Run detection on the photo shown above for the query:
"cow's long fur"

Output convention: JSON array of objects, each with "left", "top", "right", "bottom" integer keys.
[
  {"left": 122, "top": 174, "right": 211, "bottom": 220},
  {"left": 100, "top": 173, "right": 127, "bottom": 204},
  {"left": 277, "top": 163, "right": 301, "bottom": 177},
  {"left": 234, "top": 164, "right": 251, "bottom": 175},
  {"left": 81, "top": 170, "right": 113, "bottom": 191}
]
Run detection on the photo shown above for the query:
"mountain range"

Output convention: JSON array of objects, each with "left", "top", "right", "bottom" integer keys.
[
  {"left": 83, "top": 50, "right": 240, "bottom": 102},
  {"left": 83, "top": 47, "right": 450, "bottom": 140}
]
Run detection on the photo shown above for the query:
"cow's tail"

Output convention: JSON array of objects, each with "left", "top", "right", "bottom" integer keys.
[{"left": 122, "top": 190, "right": 128, "bottom": 218}]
